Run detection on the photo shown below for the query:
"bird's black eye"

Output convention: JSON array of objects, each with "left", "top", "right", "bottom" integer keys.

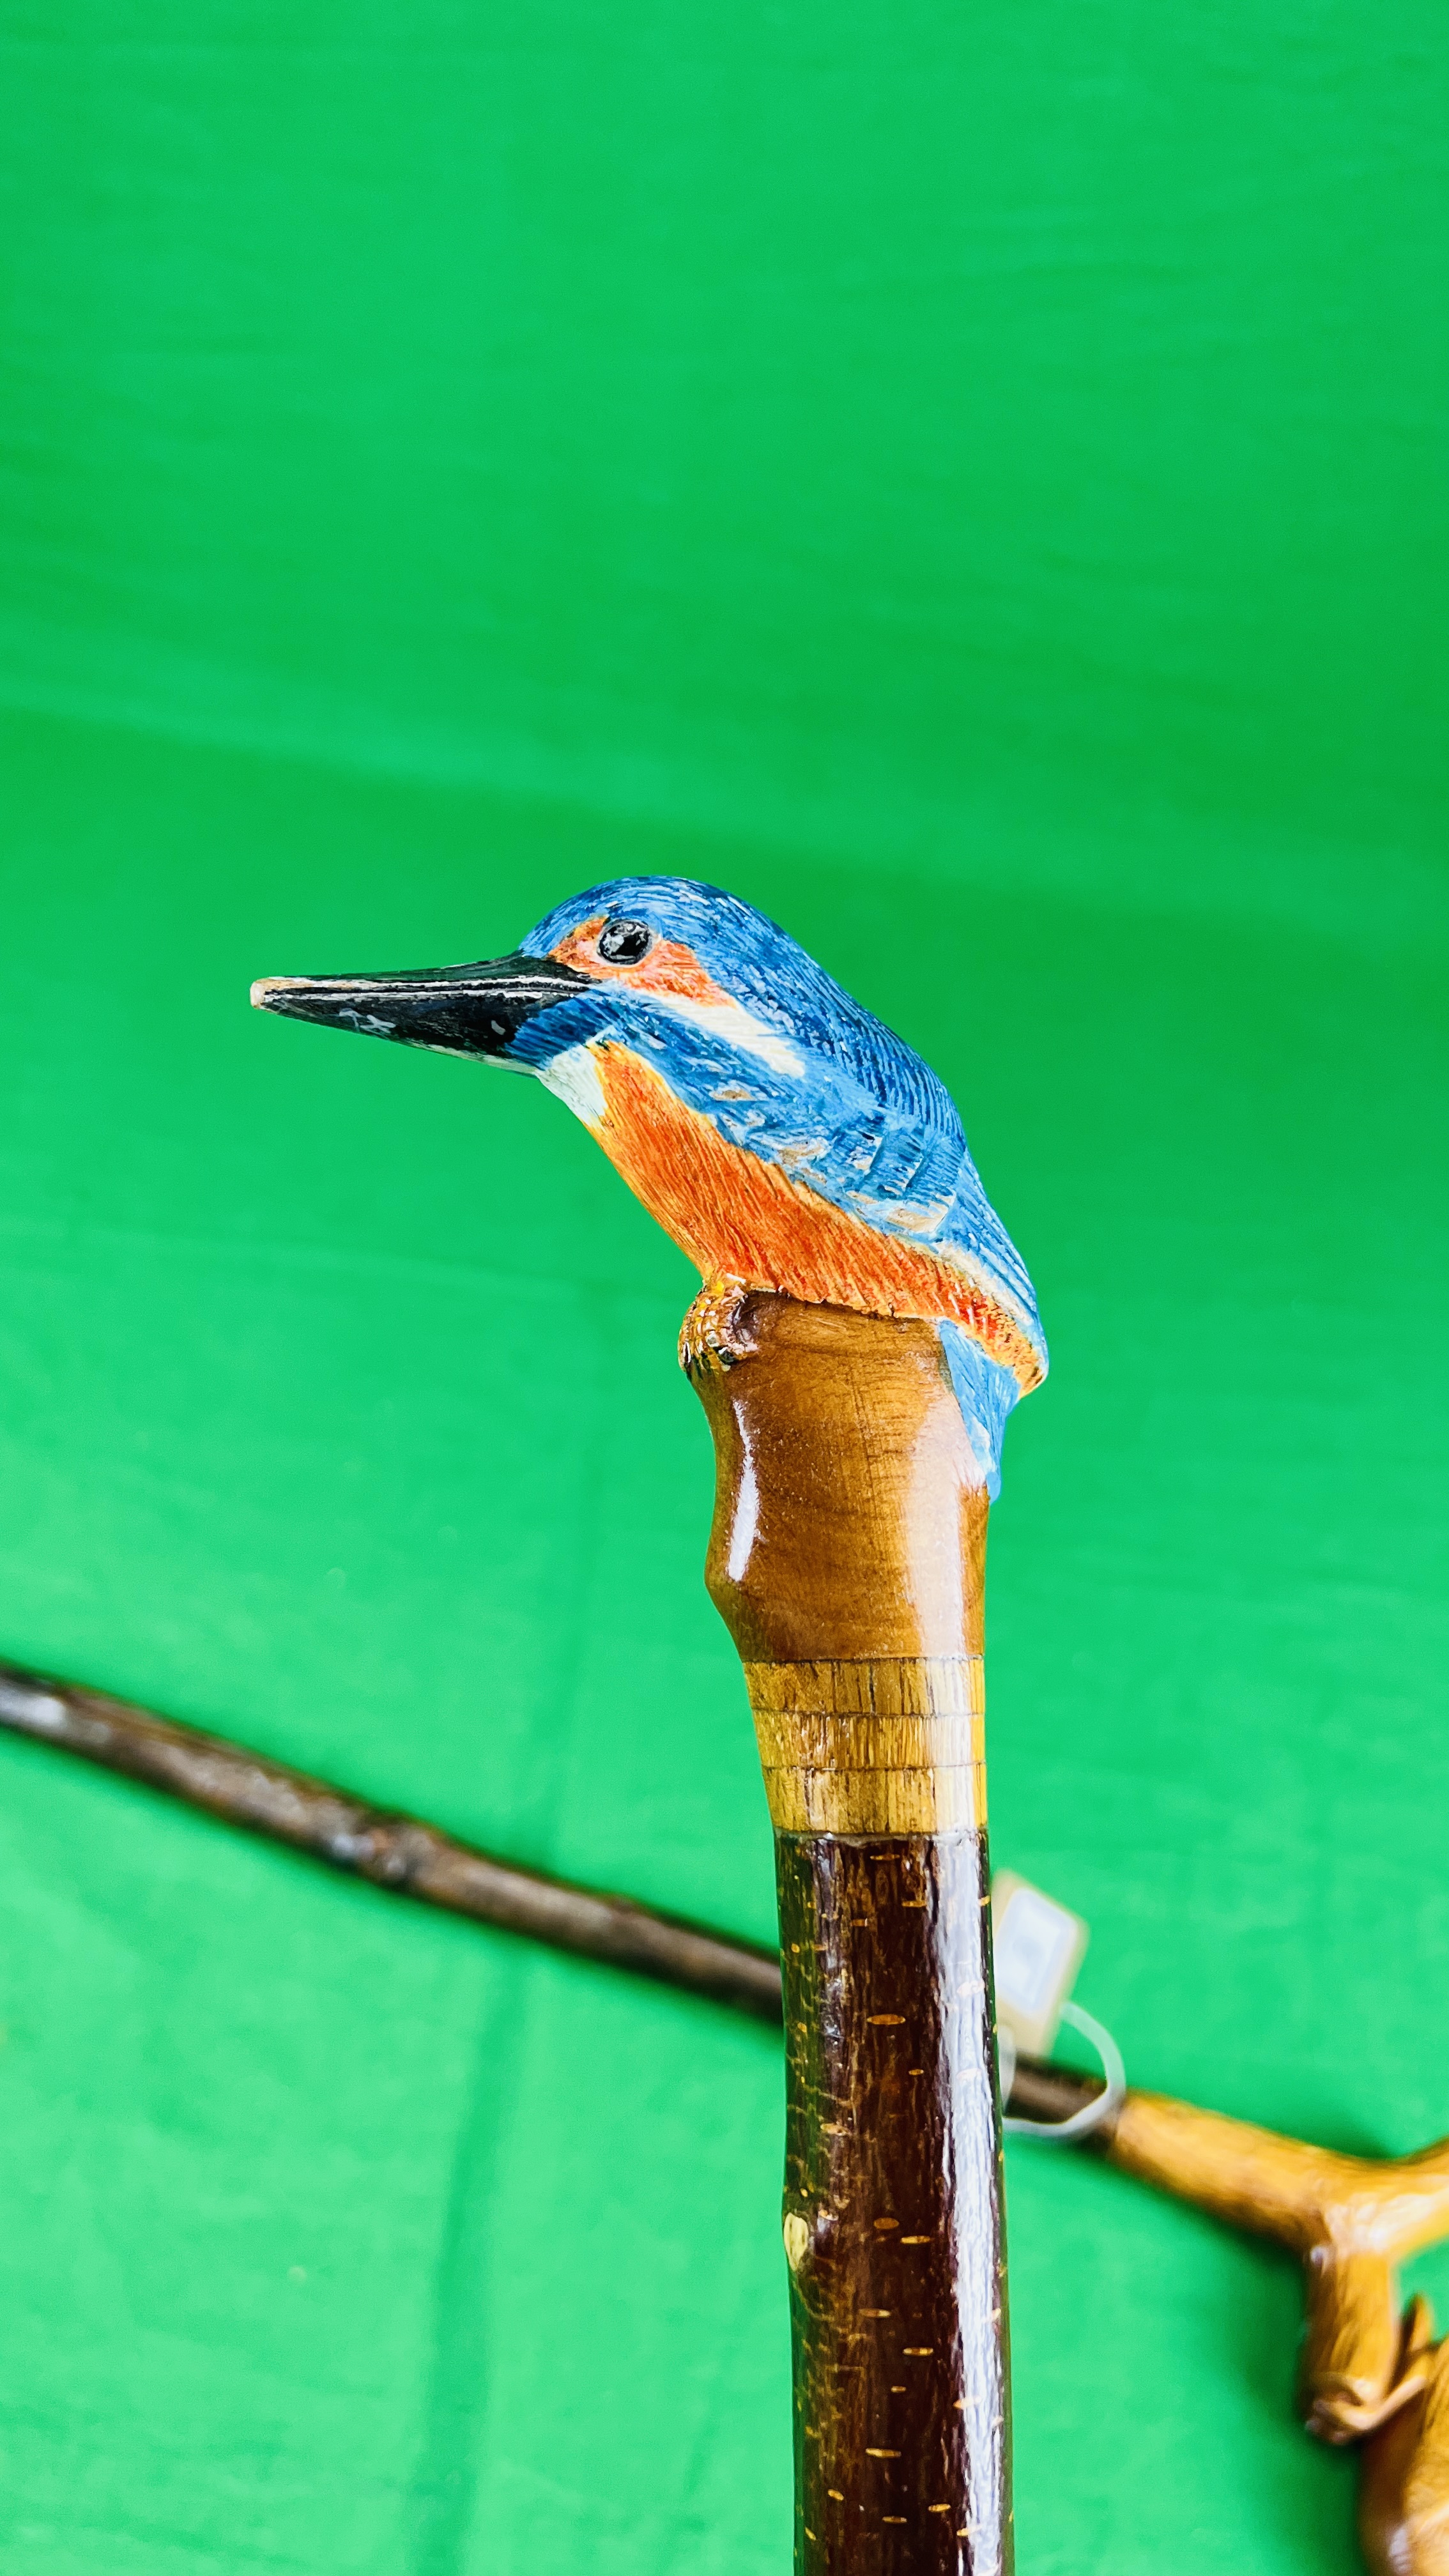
[{"left": 597, "top": 917, "right": 654, "bottom": 966}]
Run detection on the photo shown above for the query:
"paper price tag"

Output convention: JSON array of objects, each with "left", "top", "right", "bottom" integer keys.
[{"left": 991, "top": 1871, "right": 1089, "bottom": 2057}]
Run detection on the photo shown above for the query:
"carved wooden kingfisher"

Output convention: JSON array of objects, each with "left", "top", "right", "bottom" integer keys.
[
  {"left": 257, "top": 873, "right": 1049, "bottom": 2575},
  {"left": 253, "top": 876, "right": 1046, "bottom": 1491}
]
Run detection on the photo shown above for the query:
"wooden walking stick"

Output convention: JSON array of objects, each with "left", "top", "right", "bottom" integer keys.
[
  {"left": 693, "top": 1297, "right": 1010, "bottom": 2568},
  {"left": 1012, "top": 2060, "right": 1449, "bottom": 2572},
  {"left": 255, "top": 875, "right": 1048, "bottom": 2573}
]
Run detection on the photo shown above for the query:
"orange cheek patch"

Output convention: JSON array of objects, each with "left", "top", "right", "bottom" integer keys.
[
  {"left": 551, "top": 917, "right": 610, "bottom": 972},
  {"left": 590, "top": 1047, "right": 1043, "bottom": 1393},
  {"left": 551, "top": 919, "right": 737, "bottom": 1009}
]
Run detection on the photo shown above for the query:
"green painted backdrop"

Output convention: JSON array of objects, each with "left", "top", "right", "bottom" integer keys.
[{"left": 0, "top": 2, "right": 1445, "bottom": 2569}]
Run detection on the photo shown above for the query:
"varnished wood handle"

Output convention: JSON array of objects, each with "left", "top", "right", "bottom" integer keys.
[{"left": 692, "top": 1292, "right": 1009, "bottom": 2576}]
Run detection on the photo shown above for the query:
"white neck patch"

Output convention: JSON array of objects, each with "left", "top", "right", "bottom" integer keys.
[{"left": 536, "top": 1041, "right": 607, "bottom": 1128}]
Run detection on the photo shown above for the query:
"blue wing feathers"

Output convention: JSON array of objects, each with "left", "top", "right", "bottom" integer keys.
[{"left": 937, "top": 1328, "right": 1022, "bottom": 1499}]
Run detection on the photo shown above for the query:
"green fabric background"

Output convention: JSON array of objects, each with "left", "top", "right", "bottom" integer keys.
[{"left": 0, "top": 1, "right": 1445, "bottom": 2569}]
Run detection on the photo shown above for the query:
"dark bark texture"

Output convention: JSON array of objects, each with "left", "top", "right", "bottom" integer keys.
[{"left": 778, "top": 1827, "right": 1010, "bottom": 2576}]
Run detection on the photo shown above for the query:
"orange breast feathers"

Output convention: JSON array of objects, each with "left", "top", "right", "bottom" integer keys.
[{"left": 585, "top": 1044, "right": 1043, "bottom": 1394}]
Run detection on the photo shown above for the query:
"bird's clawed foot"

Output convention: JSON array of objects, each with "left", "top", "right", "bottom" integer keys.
[{"left": 678, "top": 1280, "right": 756, "bottom": 1378}]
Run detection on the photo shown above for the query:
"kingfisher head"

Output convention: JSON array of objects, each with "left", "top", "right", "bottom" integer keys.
[
  {"left": 252, "top": 875, "right": 983, "bottom": 1258},
  {"left": 252, "top": 877, "right": 884, "bottom": 1109},
  {"left": 255, "top": 874, "right": 1046, "bottom": 1482}
]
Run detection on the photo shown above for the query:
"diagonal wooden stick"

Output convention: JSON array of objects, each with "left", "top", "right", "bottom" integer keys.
[
  {"left": 0, "top": 1650, "right": 1105, "bottom": 2128},
  {"left": 0, "top": 1652, "right": 1094, "bottom": 2129},
  {"left": 0, "top": 1656, "right": 783, "bottom": 2021}
]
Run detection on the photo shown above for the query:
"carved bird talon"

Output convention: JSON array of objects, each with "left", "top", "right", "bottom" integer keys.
[{"left": 678, "top": 1280, "right": 756, "bottom": 1377}]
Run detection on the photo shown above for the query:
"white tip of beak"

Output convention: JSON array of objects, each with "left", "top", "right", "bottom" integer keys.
[{"left": 251, "top": 976, "right": 307, "bottom": 1011}]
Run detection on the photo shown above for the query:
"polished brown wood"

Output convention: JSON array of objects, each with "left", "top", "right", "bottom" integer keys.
[
  {"left": 778, "top": 1833, "right": 1005, "bottom": 2572},
  {"left": 691, "top": 1292, "right": 1009, "bottom": 2576},
  {"left": 0, "top": 1657, "right": 783, "bottom": 2019},
  {"left": 692, "top": 1294, "right": 988, "bottom": 1672}
]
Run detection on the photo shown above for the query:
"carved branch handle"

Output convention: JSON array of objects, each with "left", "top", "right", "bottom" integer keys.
[
  {"left": 1015, "top": 2064, "right": 1449, "bottom": 2573},
  {"left": 1089, "top": 2091, "right": 1449, "bottom": 2442},
  {"left": 1005, "top": 2054, "right": 1449, "bottom": 2452}
]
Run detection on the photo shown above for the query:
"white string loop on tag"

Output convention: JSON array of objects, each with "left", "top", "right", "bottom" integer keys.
[{"left": 1001, "top": 1998, "right": 1126, "bottom": 2142}]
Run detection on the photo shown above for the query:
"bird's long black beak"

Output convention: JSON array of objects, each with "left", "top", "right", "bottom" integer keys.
[{"left": 250, "top": 953, "right": 597, "bottom": 1060}]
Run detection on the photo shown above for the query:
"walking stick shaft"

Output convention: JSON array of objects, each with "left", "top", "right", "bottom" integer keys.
[{"left": 693, "top": 1294, "right": 1009, "bottom": 2576}]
